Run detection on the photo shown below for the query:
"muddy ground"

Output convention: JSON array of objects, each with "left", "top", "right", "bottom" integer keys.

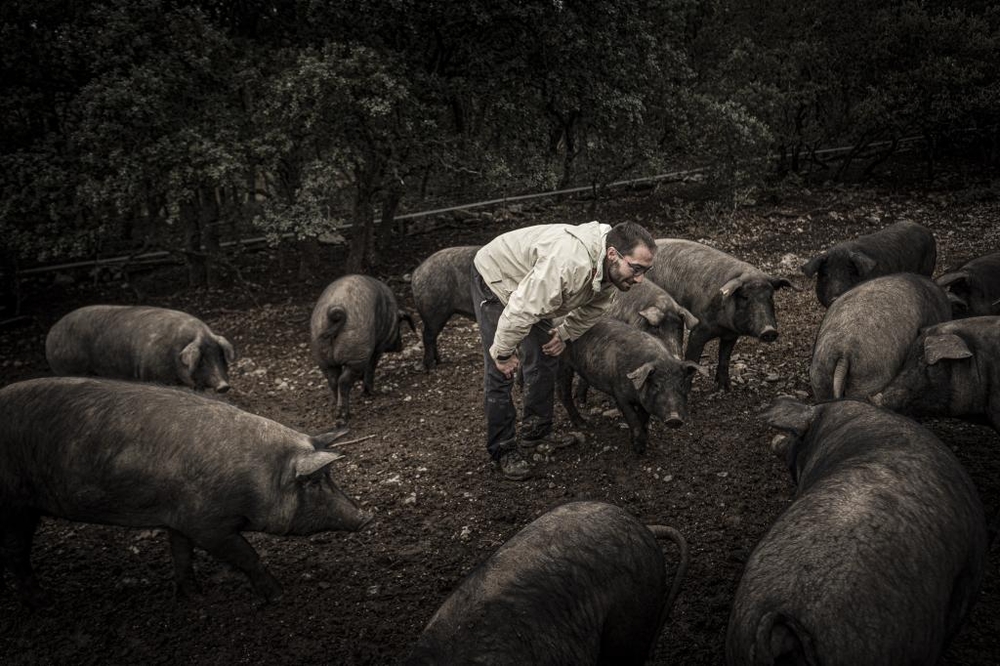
[{"left": 1, "top": 165, "right": 999, "bottom": 664}]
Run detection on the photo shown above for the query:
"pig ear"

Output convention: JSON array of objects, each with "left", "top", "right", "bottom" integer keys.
[
  {"left": 399, "top": 310, "right": 416, "bottom": 333},
  {"left": 638, "top": 306, "right": 666, "bottom": 326},
  {"left": 946, "top": 291, "right": 969, "bottom": 311},
  {"left": 293, "top": 450, "right": 345, "bottom": 481},
  {"left": 683, "top": 361, "right": 709, "bottom": 377},
  {"left": 677, "top": 306, "right": 699, "bottom": 330},
  {"left": 760, "top": 396, "right": 815, "bottom": 437},
  {"left": 179, "top": 337, "right": 202, "bottom": 375},
  {"left": 215, "top": 335, "right": 236, "bottom": 364},
  {"left": 769, "top": 276, "right": 798, "bottom": 291},
  {"left": 848, "top": 250, "right": 877, "bottom": 277},
  {"left": 310, "top": 426, "right": 351, "bottom": 450},
  {"left": 935, "top": 271, "right": 969, "bottom": 289},
  {"left": 801, "top": 253, "right": 825, "bottom": 277},
  {"left": 923, "top": 334, "right": 972, "bottom": 365},
  {"left": 626, "top": 362, "right": 655, "bottom": 390},
  {"left": 719, "top": 276, "right": 744, "bottom": 299}
]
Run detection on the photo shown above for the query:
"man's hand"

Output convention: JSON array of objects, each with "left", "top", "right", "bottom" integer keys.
[
  {"left": 542, "top": 329, "right": 565, "bottom": 356},
  {"left": 495, "top": 354, "right": 520, "bottom": 379}
]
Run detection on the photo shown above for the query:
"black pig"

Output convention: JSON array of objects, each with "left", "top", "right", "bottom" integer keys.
[
  {"left": 801, "top": 220, "right": 936, "bottom": 307},
  {"left": 311, "top": 274, "right": 415, "bottom": 423},
  {"left": 405, "top": 501, "right": 689, "bottom": 666},
  {"left": 872, "top": 316, "right": 1000, "bottom": 432},
  {"left": 558, "top": 317, "right": 705, "bottom": 454},
  {"left": 646, "top": 239, "right": 794, "bottom": 390},
  {"left": 0, "top": 377, "right": 372, "bottom": 606},
  {"left": 728, "top": 397, "right": 986, "bottom": 665},
  {"left": 605, "top": 279, "right": 698, "bottom": 357},
  {"left": 809, "top": 273, "right": 951, "bottom": 401},
  {"left": 935, "top": 251, "right": 1000, "bottom": 318},
  {"left": 410, "top": 245, "right": 480, "bottom": 370},
  {"left": 46, "top": 305, "right": 235, "bottom": 392}
]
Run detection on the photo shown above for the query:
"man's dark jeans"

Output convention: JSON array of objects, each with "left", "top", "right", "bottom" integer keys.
[{"left": 470, "top": 265, "right": 559, "bottom": 461}]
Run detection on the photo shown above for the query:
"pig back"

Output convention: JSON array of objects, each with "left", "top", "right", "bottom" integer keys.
[
  {"left": 566, "top": 318, "right": 672, "bottom": 393},
  {"left": 647, "top": 239, "right": 763, "bottom": 316},
  {"left": 810, "top": 273, "right": 951, "bottom": 400},
  {"left": 728, "top": 401, "right": 986, "bottom": 665},
  {"left": 310, "top": 275, "right": 401, "bottom": 365},
  {"left": 411, "top": 245, "right": 479, "bottom": 321},
  {"left": 408, "top": 501, "right": 668, "bottom": 664},
  {"left": 0, "top": 377, "right": 303, "bottom": 526}
]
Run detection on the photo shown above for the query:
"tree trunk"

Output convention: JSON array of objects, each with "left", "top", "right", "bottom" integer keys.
[
  {"left": 198, "top": 187, "right": 221, "bottom": 287},
  {"left": 180, "top": 198, "right": 207, "bottom": 288},
  {"left": 297, "top": 237, "right": 323, "bottom": 280},
  {"left": 346, "top": 179, "right": 376, "bottom": 274},
  {"left": 376, "top": 188, "right": 402, "bottom": 257}
]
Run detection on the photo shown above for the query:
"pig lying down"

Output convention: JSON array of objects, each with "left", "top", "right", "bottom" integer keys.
[
  {"left": 46, "top": 304, "right": 236, "bottom": 392},
  {"left": 405, "top": 501, "right": 689, "bottom": 665},
  {"left": 0, "top": 377, "right": 372, "bottom": 606},
  {"left": 727, "top": 398, "right": 986, "bottom": 666}
]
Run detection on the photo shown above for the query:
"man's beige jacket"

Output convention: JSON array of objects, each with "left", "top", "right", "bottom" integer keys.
[{"left": 474, "top": 221, "right": 617, "bottom": 361}]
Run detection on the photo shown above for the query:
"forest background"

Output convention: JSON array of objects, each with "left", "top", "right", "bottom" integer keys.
[{"left": 2, "top": 0, "right": 999, "bottom": 307}]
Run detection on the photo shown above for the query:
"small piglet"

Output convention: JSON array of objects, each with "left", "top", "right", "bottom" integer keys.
[
  {"left": 646, "top": 239, "right": 793, "bottom": 390},
  {"left": 809, "top": 273, "right": 951, "bottom": 401},
  {"left": 405, "top": 501, "right": 689, "bottom": 666},
  {"left": 872, "top": 315, "right": 1000, "bottom": 432},
  {"left": 311, "top": 274, "right": 415, "bottom": 423},
  {"left": 46, "top": 304, "right": 235, "bottom": 392},
  {"left": 410, "top": 245, "right": 480, "bottom": 370},
  {"left": 0, "top": 377, "right": 372, "bottom": 606},
  {"left": 935, "top": 251, "right": 1000, "bottom": 318},
  {"left": 604, "top": 279, "right": 698, "bottom": 357},
  {"left": 728, "top": 398, "right": 985, "bottom": 665},
  {"left": 802, "top": 220, "right": 936, "bottom": 307},
  {"left": 559, "top": 317, "right": 705, "bottom": 454}
]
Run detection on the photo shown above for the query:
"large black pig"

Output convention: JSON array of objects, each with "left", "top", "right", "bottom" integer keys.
[
  {"left": 935, "top": 251, "right": 1000, "bottom": 318},
  {"left": 872, "top": 316, "right": 1000, "bottom": 432},
  {"left": 809, "top": 273, "right": 951, "bottom": 401},
  {"left": 405, "top": 501, "right": 689, "bottom": 666},
  {"left": 645, "top": 239, "right": 794, "bottom": 390},
  {"left": 801, "top": 220, "right": 936, "bottom": 307},
  {"left": 604, "top": 279, "right": 698, "bottom": 357},
  {"left": 410, "top": 245, "right": 480, "bottom": 370},
  {"left": 728, "top": 397, "right": 986, "bottom": 666},
  {"left": 311, "top": 274, "right": 415, "bottom": 423},
  {"left": 558, "top": 317, "right": 706, "bottom": 454},
  {"left": 45, "top": 304, "right": 235, "bottom": 392},
  {"left": 0, "top": 377, "right": 372, "bottom": 606}
]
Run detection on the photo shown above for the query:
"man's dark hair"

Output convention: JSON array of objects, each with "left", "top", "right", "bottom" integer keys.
[{"left": 606, "top": 221, "right": 656, "bottom": 256}]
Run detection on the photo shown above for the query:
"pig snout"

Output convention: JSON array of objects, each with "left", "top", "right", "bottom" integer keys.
[
  {"left": 214, "top": 381, "right": 231, "bottom": 394},
  {"left": 664, "top": 412, "right": 685, "bottom": 428},
  {"left": 870, "top": 392, "right": 884, "bottom": 407},
  {"left": 758, "top": 326, "right": 778, "bottom": 343},
  {"left": 353, "top": 511, "right": 375, "bottom": 531}
]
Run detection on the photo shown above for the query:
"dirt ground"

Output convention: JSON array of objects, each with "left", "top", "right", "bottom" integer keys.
[{"left": 1, "top": 165, "right": 999, "bottom": 664}]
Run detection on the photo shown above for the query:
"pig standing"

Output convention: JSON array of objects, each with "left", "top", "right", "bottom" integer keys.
[
  {"left": 573, "top": 280, "right": 698, "bottom": 406},
  {"left": 935, "top": 251, "right": 1000, "bottom": 318},
  {"left": 645, "top": 239, "right": 793, "bottom": 390},
  {"left": 0, "top": 377, "right": 372, "bottom": 606},
  {"left": 872, "top": 316, "right": 1000, "bottom": 432},
  {"left": 405, "top": 501, "right": 689, "bottom": 666},
  {"left": 801, "top": 220, "right": 937, "bottom": 307},
  {"left": 728, "top": 397, "right": 986, "bottom": 665},
  {"left": 45, "top": 304, "right": 235, "bottom": 392},
  {"left": 809, "top": 273, "right": 951, "bottom": 401},
  {"left": 311, "top": 274, "right": 415, "bottom": 423},
  {"left": 558, "top": 317, "right": 706, "bottom": 454},
  {"left": 410, "top": 245, "right": 480, "bottom": 370}
]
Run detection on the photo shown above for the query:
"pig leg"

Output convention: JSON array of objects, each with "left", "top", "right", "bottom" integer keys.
[
  {"left": 557, "top": 360, "right": 586, "bottom": 425},
  {"left": 1, "top": 510, "right": 50, "bottom": 608},
  {"left": 616, "top": 397, "right": 650, "bottom": 454},
  {"left": 168, "top": 529, "right": 201, "bottom": 599},
  {"left": 715, "top": 334, "right": 738, "bottom": 390},
  {"left": 573, "top": 378, "right": 591, "bottom": 406},
  {"left": 193, "top": 530, "right": 282, "bottom": 601},
  {"left": 684, "top": 327, "right": 712, "bottom": 366},
  {"left": 363, "top": 353, "right": 381, "bottom": 396},
  {"left": 323, "top": 365, "right": 355, "bottom": 423},
  {"left": 422, "top": 320, "right": 444, "bottom": 370}
]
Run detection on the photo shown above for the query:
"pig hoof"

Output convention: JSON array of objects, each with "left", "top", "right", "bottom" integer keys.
[{"left": 631, "top": 441, "right": 647, "bottom": 455}]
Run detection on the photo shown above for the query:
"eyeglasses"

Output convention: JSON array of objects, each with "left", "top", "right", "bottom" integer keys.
[{"left": 610, "top": 246, "right": 652, "bottom": 276}]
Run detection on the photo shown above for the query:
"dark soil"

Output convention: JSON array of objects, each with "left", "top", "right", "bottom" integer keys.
[{"left": 1, "top": 167, "right": 999, "bottom": 664}]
